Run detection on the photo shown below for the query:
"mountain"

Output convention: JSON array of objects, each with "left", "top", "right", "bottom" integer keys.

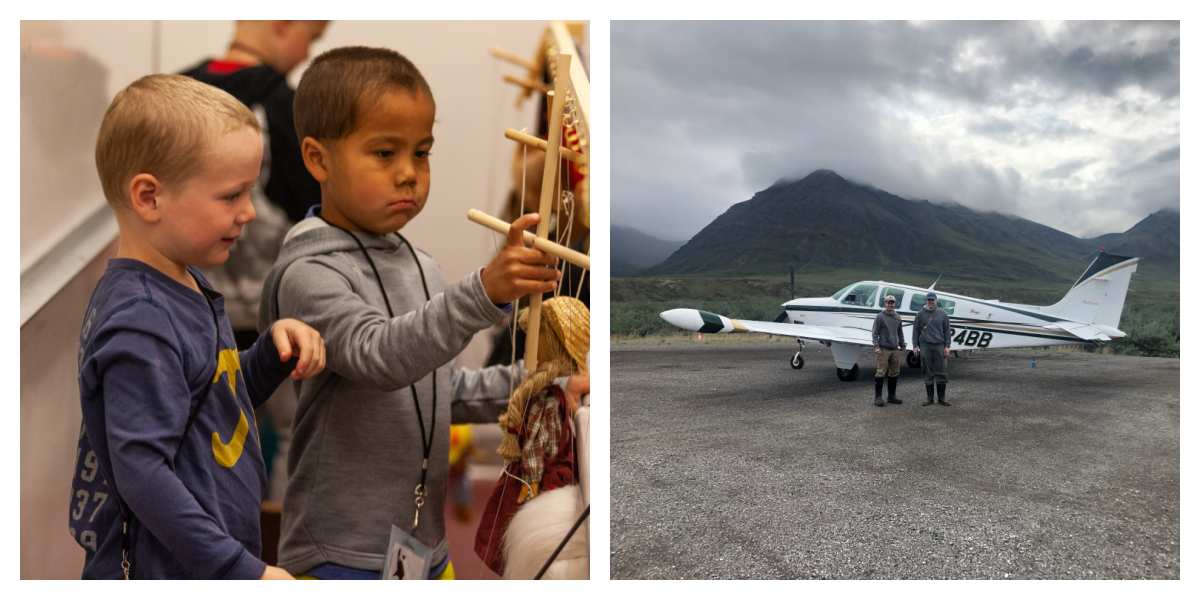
[
  {"left": 611, "top": 225, "right": 686, "bottom": 276},
  {"left": 1086, "top": 209, "right": 1179, "bottom": 275},
  {"left": 647, "top": 169, "right": 1176, "bottom": 283}
]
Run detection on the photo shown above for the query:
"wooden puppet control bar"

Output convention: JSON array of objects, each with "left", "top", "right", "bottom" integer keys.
[
  {"left": 503, "top": 128, "right": 587, "bottom": 165},
  {"left": 466, "top": 209, "right": 590, "bottom": 270},
  {"left": 521, "top": 52, "right": 572, "bottom": 372}
]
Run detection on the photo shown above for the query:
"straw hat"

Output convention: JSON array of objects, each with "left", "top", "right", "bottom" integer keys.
[{"left": 519, "top": 296, "right": 589, "bottom": 373}]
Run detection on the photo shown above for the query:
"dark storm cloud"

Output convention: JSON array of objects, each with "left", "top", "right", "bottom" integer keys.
[{"left": 612, "top": 20, "right": 1180, "bottom": 240}]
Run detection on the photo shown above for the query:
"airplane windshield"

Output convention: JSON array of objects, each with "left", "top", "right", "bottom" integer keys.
[
  {"left": 831, "top": 284, "right": 855, "bottom": 300},
  {"left": 840, "top": 283, "right": 879, "bottom": 307}
]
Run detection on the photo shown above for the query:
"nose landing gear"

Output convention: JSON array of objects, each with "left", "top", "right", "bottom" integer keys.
[{"left": 790, "top": 352, "right": 805, "bottom": 369}]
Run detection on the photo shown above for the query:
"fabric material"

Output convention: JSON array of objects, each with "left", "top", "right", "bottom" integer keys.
[
  {"left": 475, "top": 385, "right": 578, "bottom": 574},
  {"left": 71, "top": 259, "right": 292, "bottom": 579},
  {"left": 872, "top": 310, "right": 906, "bottom": 350},
  {"left": 259, "top": 215, "right": 520, "bottom": 575},
  {"left": 913, "top": 307, "right": 952, "bottom": 347},
  {"left": 179, "top": 60, "right": 320, "bottom": 329},
  {"left": 920, "top": 342, "right": 949, "bottom": 384},
  {"left": 874, "top": 348, "right": 904, "bottom": 378}
]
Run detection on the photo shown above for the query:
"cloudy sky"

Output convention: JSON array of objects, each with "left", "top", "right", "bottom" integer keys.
[{"left": 612, "top": 21, "right": 1180, "bottom": 241}]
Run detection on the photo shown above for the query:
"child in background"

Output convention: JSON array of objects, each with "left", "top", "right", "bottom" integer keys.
[{"left": 69, "top": 74, "right": 326, "bottom": 579}]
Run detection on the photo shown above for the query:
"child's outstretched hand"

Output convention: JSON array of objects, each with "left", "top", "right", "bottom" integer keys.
[
  {"left": 270, "top": 318, "right": 326, "bottom": 380},
  {"left": 481, "top": 213, "right": 561, "bottom": 305},
  {"left": 260, "top": 565, "right": 295, "bottom": 580}
]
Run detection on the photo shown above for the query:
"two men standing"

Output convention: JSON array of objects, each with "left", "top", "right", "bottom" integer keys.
[{"left": 873, "top": 291, "right": 952, "bottom": 407}]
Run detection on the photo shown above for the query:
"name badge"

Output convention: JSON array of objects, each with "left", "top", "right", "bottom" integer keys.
[{"left": 382, "top": 524, "right": 432, "bottom": 580}]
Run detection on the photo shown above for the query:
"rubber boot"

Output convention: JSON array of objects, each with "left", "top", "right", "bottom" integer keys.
[
  {"left": 874, "top": 377, "right": 885, "bottom": 407},
  {"left": 923, "top": 384, "right": 935, "bottom": 406},
  {"left": 936, "top": 382, "right": 950, "bottom": 406},
  {"left": 886, "top": 377, "right": 902, "bottom": 404}
]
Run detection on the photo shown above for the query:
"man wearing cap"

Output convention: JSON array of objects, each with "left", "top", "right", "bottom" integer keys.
[
  {"left": 871, "top": 294, "right": 906, "bottom": 407},
  {"left": 913, "top": 292, "right": 952, "bottom": 406}
]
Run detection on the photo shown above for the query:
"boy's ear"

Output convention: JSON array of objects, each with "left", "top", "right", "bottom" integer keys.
[
  {"left": 300, "top": 136, "right": 330, "bottom": 183},
  {"left": 127, "top": 173, "right": 163, "bottom": 223}
]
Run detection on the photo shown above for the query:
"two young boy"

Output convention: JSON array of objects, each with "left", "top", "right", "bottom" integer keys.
[{"left": 73, "top": 46, "right": 560, "bottom": 579}]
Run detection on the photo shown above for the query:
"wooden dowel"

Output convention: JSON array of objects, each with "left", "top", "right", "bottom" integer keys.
[
  {"left": 467, "top": 209, "right": 590, "bottom": 270},
  {"left": 504, "top": 129, "right": 586, "bottom": 165},
  {"left": 502, "top": 74, "right": 549, "bottom": 94},
  {"left": 523, "top": 53, "right": 572, "bottom": 372},
  {"left": 489, "top": 47, "right": 539, "bottom": 72}
]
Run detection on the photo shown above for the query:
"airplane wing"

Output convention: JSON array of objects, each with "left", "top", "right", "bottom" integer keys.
[
  {"left": 1041, "top": 321, "right": 1123, "bottom": 342},
  {"left": 660, "top": 308, "right": 874, "bottom": 346}
]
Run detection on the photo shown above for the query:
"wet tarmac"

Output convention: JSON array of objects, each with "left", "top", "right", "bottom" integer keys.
[{"left": 611, "top": 340, "right": 1179, "bottom": 579}]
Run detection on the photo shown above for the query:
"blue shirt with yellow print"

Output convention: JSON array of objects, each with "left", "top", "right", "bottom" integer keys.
[{"left": 70, "top": 258, "right": 293, "bottom": 579}]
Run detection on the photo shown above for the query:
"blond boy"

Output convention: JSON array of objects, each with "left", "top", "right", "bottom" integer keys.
[{"left": 69, "top": 74, "right": 325, "bottom": 579}]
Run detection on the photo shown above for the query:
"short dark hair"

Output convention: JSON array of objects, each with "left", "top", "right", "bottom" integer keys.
[{"left": 293, "top": 46, "right": 434, "bottom": 141}]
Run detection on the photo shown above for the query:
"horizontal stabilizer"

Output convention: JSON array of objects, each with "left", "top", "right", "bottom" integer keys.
[{"left": 1043, "top": 321, "right": 1124, "bottom": 342}]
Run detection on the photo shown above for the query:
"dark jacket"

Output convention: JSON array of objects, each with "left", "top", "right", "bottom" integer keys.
[
  {"left": 914, "top": 306, "right": 952, "bottom": 347},
  {"left": 872, "top": 310, "right": 906, "bottom": 350}
]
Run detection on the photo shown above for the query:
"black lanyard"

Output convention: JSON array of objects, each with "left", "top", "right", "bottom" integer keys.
[{"left": 318, "top": 217, "right": 437, "bottom": 531}]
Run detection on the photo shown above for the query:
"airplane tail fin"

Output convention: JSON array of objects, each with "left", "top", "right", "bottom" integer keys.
[{"left": 1043, "top": 252, "right": 1139, "bottom": 329}]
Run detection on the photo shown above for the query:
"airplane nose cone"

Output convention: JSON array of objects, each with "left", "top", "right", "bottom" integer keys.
[{"left": 660, "top": 308, "right": 704, "bottom": 331}]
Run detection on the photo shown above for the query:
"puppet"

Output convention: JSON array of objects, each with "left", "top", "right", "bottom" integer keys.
[{"left": 471, "top": 22, "right": 590, "bottom": 579}]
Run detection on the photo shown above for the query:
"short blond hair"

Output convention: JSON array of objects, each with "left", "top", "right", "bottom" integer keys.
[{"left": 95, "top": 74, "right": 260, "bottom": 207}]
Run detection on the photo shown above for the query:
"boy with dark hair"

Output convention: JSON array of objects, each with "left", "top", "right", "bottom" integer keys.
[
  {"left": 260, "top": 46, "right": 562, "bottom": 579},
  {"left": 70, "top": 73, "right": 326, "bottom": 579}
]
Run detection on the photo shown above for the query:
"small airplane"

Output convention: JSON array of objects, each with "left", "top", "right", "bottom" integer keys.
[{"left": 660, "top": 252, "right": 1139, "bottom": 381}]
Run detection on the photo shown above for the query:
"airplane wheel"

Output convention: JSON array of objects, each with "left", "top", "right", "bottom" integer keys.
[
  {"left": 791, "top": 352, "right": 805, "bottom": 370},
  {"left": 836, "top": 364, "right": 859, "bottom": 381},
  {"left": 906, "top": 351, "right": 920, "bottom": 369}
]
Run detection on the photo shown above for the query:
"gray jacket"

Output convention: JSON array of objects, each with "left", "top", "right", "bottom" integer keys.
[
  {"left": 259, "top": 217, "right": 519, "bottom": 575},
  {"left": 914, "top": 306, "right": 952, "bottom": 347},
  {"left": 872, "top": 310, "right": 906, "bottom": 350}
]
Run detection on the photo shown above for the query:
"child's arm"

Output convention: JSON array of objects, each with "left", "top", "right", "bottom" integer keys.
[
  {"left": 238, "top": 319, "right": 325, "bottom": 408},
  {"left": 94, "top": 307, "right": 268, "bottom": 579},
  {"left": 276, "top": 218, "right": 555, "bottom": 391},
  {"left": 450, "top": 363, "right": 524, "bottom": 423}
]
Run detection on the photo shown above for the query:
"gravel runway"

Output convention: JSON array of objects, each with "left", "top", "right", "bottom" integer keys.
[{"left": 610, "top": 339, "right": 1179, "bottom": 579}]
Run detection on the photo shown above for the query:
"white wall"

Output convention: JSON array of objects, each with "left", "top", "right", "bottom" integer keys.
[{"left": 20, "top": 20, "right": 556, "bottom": 579}]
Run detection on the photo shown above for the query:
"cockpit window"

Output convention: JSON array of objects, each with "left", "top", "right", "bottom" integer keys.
[
  {"left": 840, "top": 283, "right": 879, "bottom": 307},
  {"left": 910, "top": 293, "right": 956, "bottom": 315},
  {"left": 831, "top": 284, "right": 855, "bottom": 300},
  {"left": 878, "top": 287, "right": 906, "bottom": 308}
]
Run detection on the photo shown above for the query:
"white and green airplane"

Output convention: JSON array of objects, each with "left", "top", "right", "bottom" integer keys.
[{"left": 660, "top": 252, "right": 1140, "bottom": 381}]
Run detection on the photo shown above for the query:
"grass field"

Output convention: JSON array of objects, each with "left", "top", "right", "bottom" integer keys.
[{"left": 611, "top": 267, "right": 1178, "bottom": 357}]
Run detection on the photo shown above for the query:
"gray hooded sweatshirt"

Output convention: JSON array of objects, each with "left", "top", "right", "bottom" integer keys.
[
  {"left": 913, "top": 305, "right": 952, "bottom": 347},
  {"left": 259, "top": 217, "right": 520, "bottom": 575}
]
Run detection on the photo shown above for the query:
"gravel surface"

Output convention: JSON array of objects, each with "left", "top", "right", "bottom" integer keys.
[{"left": 611, "top": 340, "right": 1179, "bottom": 579}]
